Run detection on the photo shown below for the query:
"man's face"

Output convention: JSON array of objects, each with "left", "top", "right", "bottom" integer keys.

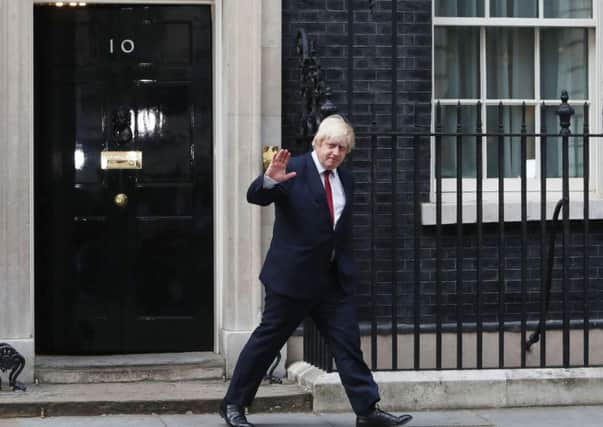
[{"left": 315, "top": 138, "right": 348, "bottom": 170}]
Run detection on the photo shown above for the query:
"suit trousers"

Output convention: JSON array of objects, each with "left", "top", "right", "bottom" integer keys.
[{"left": 224, "top": 272, "right": 380, "bottom": 415}]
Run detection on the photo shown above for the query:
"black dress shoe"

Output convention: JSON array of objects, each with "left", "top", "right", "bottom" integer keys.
[
  {"left": 219, "top": 401, "right": 254, "bottom": 427},
  {"left": 356, "top": 406, "right": 412, "bottom": 427}
]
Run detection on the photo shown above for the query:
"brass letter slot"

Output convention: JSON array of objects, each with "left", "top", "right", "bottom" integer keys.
[{"left": 101, "top": 151, "right": 142, "bottom": 170}]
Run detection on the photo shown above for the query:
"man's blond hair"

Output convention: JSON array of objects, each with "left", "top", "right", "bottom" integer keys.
[{"left": 311, "top": 114, "right": 355, "bottom": 153}]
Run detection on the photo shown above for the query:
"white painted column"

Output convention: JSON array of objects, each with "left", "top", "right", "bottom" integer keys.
[
  {"left": 260, "top": 0, "right": 284, "bottom": 376},
  {"left": 0, "top": 0, "right": 35, "bottom": 383},
  {"left": 217, "top": 0, "right": 266, "bottom": 376}
]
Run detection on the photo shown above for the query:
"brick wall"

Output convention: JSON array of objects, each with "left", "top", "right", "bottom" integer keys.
[
  {"left": 282, "top": 0, "right": 603, "bottom": 330},
  {"left": 283, "top": 0, "right": 432, "bottom": 139}
]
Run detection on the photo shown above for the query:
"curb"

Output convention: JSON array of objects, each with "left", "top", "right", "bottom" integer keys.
[{"left": 288, "top": 362, "right": 603, "bottom": 413}]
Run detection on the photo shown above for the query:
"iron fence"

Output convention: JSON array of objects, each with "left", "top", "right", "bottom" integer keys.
[{"left": 304, "top": 92, "right": 602, "bottom": 371}]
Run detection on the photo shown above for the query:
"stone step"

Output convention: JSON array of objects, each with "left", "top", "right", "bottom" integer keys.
[
  {"left": 0, "top": 380, "right": 311, "bottom": 418},
  {"left": 35, "top": 352, "right": 224, "bottom": 384}
]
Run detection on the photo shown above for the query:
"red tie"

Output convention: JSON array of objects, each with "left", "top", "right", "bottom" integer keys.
[{"left": 323, "top": 170, "right": 334, "bottom": 227}]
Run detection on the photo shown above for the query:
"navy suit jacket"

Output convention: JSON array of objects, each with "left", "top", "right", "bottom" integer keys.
[{"left": 247, "top": 152, "right": 358, "bottom": 299}]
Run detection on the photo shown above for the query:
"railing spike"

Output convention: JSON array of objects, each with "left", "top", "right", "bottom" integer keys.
[{"left": 557, "top": 90, "right": 574, "bottom": 134}]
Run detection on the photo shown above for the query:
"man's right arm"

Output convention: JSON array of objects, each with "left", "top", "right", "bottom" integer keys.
[
  {"left": 246, "top": 175, "right": 288, "bottom": 206},
  {"left": 262, "top": 175, "right": 279, "bottom": 189},
  {"left": 247, "top": 148, "right": 296, "bottom": 206}
]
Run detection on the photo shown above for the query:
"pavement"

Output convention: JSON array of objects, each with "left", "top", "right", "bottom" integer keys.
[{"left": 1, "top": 406, "right": 603, "bottom": 426}]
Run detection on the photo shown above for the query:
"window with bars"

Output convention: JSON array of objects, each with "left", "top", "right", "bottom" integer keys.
[{"left": 432, "top": 0, "right": 595, "bottom": 191}]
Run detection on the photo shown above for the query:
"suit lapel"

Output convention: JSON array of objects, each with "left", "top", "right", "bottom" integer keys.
[{"left": 336, "top": 166, "right": 352, "bottom": 231}]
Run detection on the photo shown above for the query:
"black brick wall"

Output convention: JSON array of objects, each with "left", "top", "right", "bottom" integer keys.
[
  {"left": 283, "top": 0, "right": 432, "bottom": 142},
  {"left": 282, "top": 0, "right": 603, "bottom": 330}
]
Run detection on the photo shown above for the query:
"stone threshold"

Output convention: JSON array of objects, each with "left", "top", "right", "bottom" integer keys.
[
  {"left": 288, "top": 362, "right": 603, "bottom": 413},
  {"left": 0, "top": 380, "right": 311, "bottom": 418},
  {"left": 35, "top": 352, "right": 225, "bottom": 384}
]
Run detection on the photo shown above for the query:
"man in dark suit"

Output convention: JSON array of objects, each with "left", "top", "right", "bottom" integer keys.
[{"left": 220, "top": 115, "right": 412, "bottom": 427}]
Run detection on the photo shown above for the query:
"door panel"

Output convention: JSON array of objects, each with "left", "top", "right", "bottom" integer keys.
[{"left": 35, "top": 5, "right": 213, "bottom": 354}]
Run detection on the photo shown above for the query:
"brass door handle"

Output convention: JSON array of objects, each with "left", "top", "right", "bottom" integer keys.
[{"left": 114, "top": 193, "right": 128, "bottom": 207}]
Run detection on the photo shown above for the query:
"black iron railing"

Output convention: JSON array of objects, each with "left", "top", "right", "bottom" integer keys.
[
  {"left": 0, "top": 343, "right": 26, "bottom": 391},
  {"left": 304, "top": 92, "right": 600, "bottom": 371}
]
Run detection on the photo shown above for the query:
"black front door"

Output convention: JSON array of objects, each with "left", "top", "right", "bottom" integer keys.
[{"left": 34, "top": 5, "right": 213, "bottom": 354}]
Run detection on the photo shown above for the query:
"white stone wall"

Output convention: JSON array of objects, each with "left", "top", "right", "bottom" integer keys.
[
  {"left": 218, "top": 0, "right": 283, "bottom": 376},
  {"left": 0, "top": 0, "right": 35, "bottom": 383},
  {"left": 217, "top": 0, "right": 265, "bottom": 375},
  {"left": 261, "top": 0, "right": 284, "bottom": 376}
]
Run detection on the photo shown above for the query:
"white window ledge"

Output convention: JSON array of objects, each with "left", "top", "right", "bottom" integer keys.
[{"left": 421, "top": 199, "right": 603, "bottom": 225}]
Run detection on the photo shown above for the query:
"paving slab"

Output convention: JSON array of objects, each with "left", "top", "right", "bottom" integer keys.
[
  {"left": 164, "top": 413, "right": 331, "bottom": 426},
  {"left": 319, "top": 411, "right": 493, "bottom": 427},
  {"left": 0, "top": 415, "right": 165, "bottom": 427},
  {"left": 5, "top": 405, "right": 603, "bottom": 426},
  {"left": 0, "top": 412, "right": 491, "bottom": 427},
  {"left": 476, "top": 405, "right": 603, "bottom": 427},
  {"left": 160, "top": 415, "right": 228, "bottom": 427},
  {"left": 5, "top": 406, "right": 603, "bottom": 426}
]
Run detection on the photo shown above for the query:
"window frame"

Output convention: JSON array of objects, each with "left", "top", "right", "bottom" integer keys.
[{"left": 430, "top": 0, "right": 600, "bottom": 206}]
